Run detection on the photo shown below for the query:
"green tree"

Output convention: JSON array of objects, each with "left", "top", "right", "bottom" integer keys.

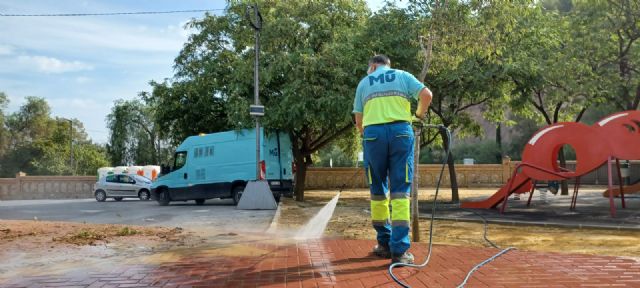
[
  {"left": 571, "top": 1, "right": 640, "bottom": 111},
  {"left": 31, "top": 118, "right": 105, "bottom": 176},
  {"left": 5, "top": 96, "right": 52, "bottom": 146},
  {"left": 146, "top": 0, "right": 371, "bottom": 201},
  {"left": 0, "top": 96, "right": 108, "bottom": 176},
  {"left": 0, "top": 92, "right": 9, "bottom": 166},
  {"left": 505, "top": 3, "right": 602, "bottom": 194},
  {"left": 73, "top": 143, "right": 110, "bottom": 176},
  {"left": 401, "top": 0, "right": 527, "bottom": 202},
  {"left": 106, "top": 99, "right": 171, "bottom": 166}
]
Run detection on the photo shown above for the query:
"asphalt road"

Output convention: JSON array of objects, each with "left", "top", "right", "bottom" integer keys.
[{"left": 0, "top": 198, "right": 276, "bottom": 232}]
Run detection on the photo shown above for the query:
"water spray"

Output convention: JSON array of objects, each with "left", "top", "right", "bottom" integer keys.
[{"left": 389, "top": 122, "right": 514, "bottom": 288}]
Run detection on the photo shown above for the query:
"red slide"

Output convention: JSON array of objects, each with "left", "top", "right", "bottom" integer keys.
[{"left": 461, "top": 173, "right": 533, "bottom": 209}]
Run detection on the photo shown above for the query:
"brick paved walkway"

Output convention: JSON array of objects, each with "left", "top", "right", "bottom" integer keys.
[{"left": 2, "top": 239, "right": 639, "bottom": 288}]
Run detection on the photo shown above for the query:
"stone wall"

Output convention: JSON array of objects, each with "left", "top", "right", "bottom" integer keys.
[
  {"left": 305, "top": 158, "right": 640, "bottom": 190},
  {"left": 2, "top": 158, "right": 639, "bottom": 199},
  {"left": 305, "top": 164, "right": 506, "bottom": 190},
  {"left": 0, "top": 174, "right": 96, "bottom": 200}
]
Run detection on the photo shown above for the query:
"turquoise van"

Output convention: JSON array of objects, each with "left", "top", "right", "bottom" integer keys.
[{"left": 151, "top": 128, "right": 294, "bottom": 206}]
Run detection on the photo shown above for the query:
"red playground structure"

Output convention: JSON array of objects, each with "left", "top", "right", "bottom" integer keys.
[{"left": 461, "top": 111, "right": 640, "bottom": 217}]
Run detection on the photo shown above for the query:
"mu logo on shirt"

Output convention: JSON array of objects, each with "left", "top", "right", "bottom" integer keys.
[{"left": 369, "top": 70, "right": 396, "bottom": 86}]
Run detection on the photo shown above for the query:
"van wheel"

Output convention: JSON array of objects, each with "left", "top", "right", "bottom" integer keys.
[
  {"left": 156, "top": 188, "right": 171, "bottom": 206},
  {"left": 195, "top": 199, "right": 205, "bottom": 205},
  {"left": 232, "top": 185, "right": 245, "bottom": 205},
  {"left": 95, "top": 190, "right": 107, "bottom": 202}
]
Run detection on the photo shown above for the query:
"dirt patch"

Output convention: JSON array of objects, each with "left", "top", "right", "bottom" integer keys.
[
  {"left": 0, "top": 220, "right": 211, "bottom": 279},
  {"left": 277, "top": 189, "right": 640, "bottom": 258},
  {"left": 0, "top": 220, "right": 186, "bottom": 246}
]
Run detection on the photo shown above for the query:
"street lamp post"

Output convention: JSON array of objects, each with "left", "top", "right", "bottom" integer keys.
[{"left": 61, "top": 118, "right": 74, "bottom": 175}]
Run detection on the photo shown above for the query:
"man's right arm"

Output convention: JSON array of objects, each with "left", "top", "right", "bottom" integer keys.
[
  {"left": 402, "top": 71, "right": 432, "bottom": 119},
  {"left": 415, "top": 87, "right": 432, "bottom": 119}
]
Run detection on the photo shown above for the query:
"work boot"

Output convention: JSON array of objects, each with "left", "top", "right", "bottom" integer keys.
[
  {"left": 372, "top": 244, "right": 391, "bottom": 258},
  {"left": 391, "top": 252, "right": 414, "bottom": 264}
]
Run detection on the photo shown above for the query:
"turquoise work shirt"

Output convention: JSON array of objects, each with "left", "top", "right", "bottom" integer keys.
[{"left": 353, "top": 65, "right": 426, "bottom": 127}]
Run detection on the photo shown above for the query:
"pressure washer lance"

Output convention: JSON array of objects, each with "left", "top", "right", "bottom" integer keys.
[{"left": 389, "top": 122, "right": 515, "bottom": 288}]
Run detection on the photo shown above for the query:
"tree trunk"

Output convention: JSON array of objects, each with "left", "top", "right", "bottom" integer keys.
[
  {"left": 441, "top": 129, "right": 459, "bottom": 202},
  {"left": 294, "top": 154, "right": 307, "bottom": 202},
  {"left": 495, "top": 123, "right": 502, "bottom": 163},
  {"left": 558, "top": 147, "right": 569, "bottom": 195}
]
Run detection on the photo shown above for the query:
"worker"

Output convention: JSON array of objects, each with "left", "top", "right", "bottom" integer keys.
[{"left": 353, "top": 55, "right": 433, "bottom": 264}]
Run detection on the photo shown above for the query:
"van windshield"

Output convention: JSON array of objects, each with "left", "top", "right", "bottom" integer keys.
[{"left": 173, "top": 151, "right": 187, "bottom": 171}]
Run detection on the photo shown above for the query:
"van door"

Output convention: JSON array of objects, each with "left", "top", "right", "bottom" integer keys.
[
  {"left": 170, "top": 151, "right": 189, "bottom": 196},
  {"left": 264, "top": 132, "right": 281, "bottom": 180},
  {"left": 263, "top": 131, "right": 294, "bottom": 180},
  {"left": 277, "top": 132, "right": 294, "bottom": 180}
]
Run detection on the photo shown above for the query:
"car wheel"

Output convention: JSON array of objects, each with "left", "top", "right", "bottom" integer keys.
[
  {"left": 156, "top": 188, "right": 170, "bottom": 206},
  {"left": 232, "top": 185, "right": 245, "bottom": 205},
  {"left": 114, "top": 197, "right": 123, "bottom": 201},
  {"left": 195, "top": 199, "right": 206, "bottom": 205},
  {"left": 138, "top": 189, "right": 151, "bottom": 201},
  {"left": 95, "top": 190, "right": 107, "bottom": 202}
]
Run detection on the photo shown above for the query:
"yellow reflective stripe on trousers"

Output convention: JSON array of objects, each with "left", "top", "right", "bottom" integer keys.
[
  {"left": 405, "top": 162, "right": 409, "bottom": 183},
  {"left": 368, "top": 167, "right": 373, "bottom": 185},
  {"left": 390, "top": 199, "right": 410, "bottom": 221},
  {"left": 370, "top": 198, "right": 390, "bottom": 221}
]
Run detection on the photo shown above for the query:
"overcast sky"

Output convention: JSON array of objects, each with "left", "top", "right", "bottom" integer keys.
[{"left": 0, "top": 0, "right": 404, "bottom": 143}]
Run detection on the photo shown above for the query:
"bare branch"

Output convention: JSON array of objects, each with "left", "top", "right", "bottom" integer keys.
[
  {"left": 418, "top": 35, "right": 435, "bottom": 82},
  {"left": 532, "top": 90, "right": 552, "bottom": 124},
  {"left": 455, "top": 97, "right": 490, "bottom": 114},
  {"left": 553, "top": 102, "right": 563, "bottom": 123},
  {"left": 575, "top": 106, "right": 588, "bottom": 122},
  {"left": 308, "top": 124, "right": 352, "bottom": 154}
]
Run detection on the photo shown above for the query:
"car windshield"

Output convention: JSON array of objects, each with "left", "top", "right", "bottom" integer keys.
[{"left": 174, "top": 151, "right": 187, "bottom": 171}]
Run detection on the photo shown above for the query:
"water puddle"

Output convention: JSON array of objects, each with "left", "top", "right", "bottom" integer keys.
[{"left": 1, "top": 193, "right": 343, "bottom": 282}]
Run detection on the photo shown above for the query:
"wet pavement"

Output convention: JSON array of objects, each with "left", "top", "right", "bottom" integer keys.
[
  {"left": 1, "top": 237, "right": 639, "bottom": 288},
  {"left": 424, "top": 189, "right": 640, "bottom": 229},
  {"left": 2, "top": 193, "right": 640, "bottom": 287}
]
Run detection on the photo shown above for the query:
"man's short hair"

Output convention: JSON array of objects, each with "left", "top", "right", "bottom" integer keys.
[{"left": 369, "top": 54, "right": 390, "bottom": 66}]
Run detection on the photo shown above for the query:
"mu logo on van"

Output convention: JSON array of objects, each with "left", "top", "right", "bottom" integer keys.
[
  {"left": 369, "top": 70, "right": 396, "bottom": 86},
  {"left": 269, "top": 148, "right": 279, "bottom": 157}
]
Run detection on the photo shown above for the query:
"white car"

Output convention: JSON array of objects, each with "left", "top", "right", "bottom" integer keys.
[{"left": 94, "top": 174, "right": 152, "bottom": 202}]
